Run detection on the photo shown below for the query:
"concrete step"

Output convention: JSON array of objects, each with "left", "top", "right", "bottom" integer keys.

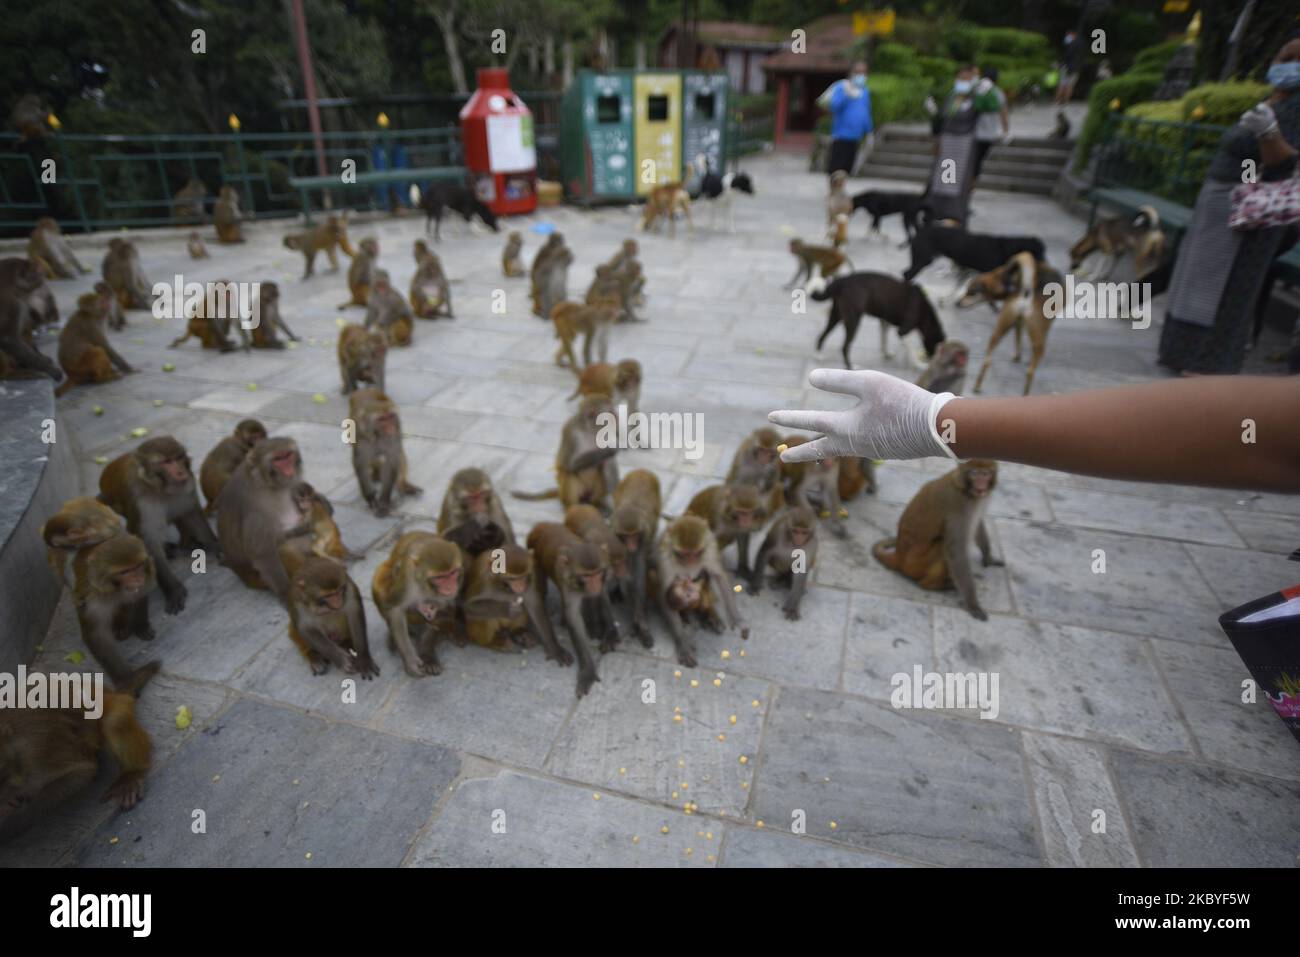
[{"left": 878, "top": 130, "right": 1073, "bottom": 152}]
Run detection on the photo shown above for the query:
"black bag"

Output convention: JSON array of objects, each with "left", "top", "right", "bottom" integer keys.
[{"left": 1218, "top": 581, "right": 1300, "bottom": 745}]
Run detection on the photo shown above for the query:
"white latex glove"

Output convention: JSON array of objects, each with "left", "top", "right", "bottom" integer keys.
[
  {"left": 1240, "top": 103, "right": 1280, "bottom": 138},
  {"left": 769, "top": 369, "right": 957, "bottom": 463}
]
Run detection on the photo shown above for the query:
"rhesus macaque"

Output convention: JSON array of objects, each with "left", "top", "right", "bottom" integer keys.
[
  {"left": 828, "top": 212, "right": 849, "bottom": 248},
  {"left": 348, "top": 389, "right": 421, "bottom": 516},
  {"left": 170, "top": 279, "right": 246, "bottom": 352},
  {"left": 527, "top": 522, "right": 614, "bottom": 697},
  {"left": 915, "top": 339, "right": 969, "bottom": 395},
  {"left": 461, "top": 544, "right": 561, "bottom": 655},
  {"left": 279, "top": 546, "right": 376, "bottom": 677},
  {"left": 187, "top": 232, "right": 209, "bottom": 260},
  {"left": 784, "top": 239, "right": 851, "bottom": 289},
  {"left": 727, "top": 427, "right": 785, "bottom": 515},
  {"left": 172, "top": 177, "right": 206, "bottom": 223},
  {"left": 654, "top": 515, "right": 748, "bottom": 667},
  {"left": 101, "top": 238, "right": 154, "bottom": 310},
  {"left": 249, "top": 281, "right": 297, "bottom": 348},
  {"left": 786, "top": 450, "right": 847, "bottom": 538},
  {"left": 512, "top": 394, "right": 619, "bottom": 511},
  {"left": 28, "top": 217, "right": 88, "bottom": 279},
  {"left": 95, "top": 281, "right": 126, "bottom": 332},
  {"left": 0, "top": 684, "right": 153, "bottom": 841},
  {"left": 214, "top": 436, "right": 304, "bottom": 599},
  {"left": 282, "top": 481, "right": 361, "bottom": 561},
  {"left": 213, "top": 185, "right": 244, "bottom": 243},
  {"left": 8, "top": 94, "right": 48, "bottom": 142},
  {"left": 550, "top": 300, "right": 618, "bottom": 372},
  {"left": 530, "top": 233, "right": 571, "bottom": 320},
  {"left": 687, "top": 482, "right": 768, "bottom": 580},
  {"left": 55, "top": 290, "right": 134, "bottom": 396},
  {"left": 199, "top": 418, "right": 267, "bottom": 512},
  {"left": 0, "top": 257, "right": 60, "bottom": 380},
  {"left": 371, "top": 532, "right": 464, "bottom": 677},
  {"left": 585, "top": 264, "right": 623, "bottom": 315},
  {"left": 71, "top": 533, "right": 159, "bottom": 688},
  {"left": 409, "top": 246, "right": 453, "bottom": 319},
  {"left": 338, "top": 237, "right": 379, "bottom": 309},
  {"left": 364, "top": 270, "right": 413, "bottom": 347},
  {"left": 604, "top": 238, "right": 639, "bottom": 274},
  {"left": 437, "top": 467, "right": 515, "bottom": 552},
  {"left": 41, "top": 496, "right": 124, "bottom": 582},
  {"left": 501, "top": 231, "right": 525, "bottom": 278},
  {"left": 283, "top": 214, "right": 355, "bottom": 278},
  {"left": 99, "top": 436, "right": 217, "bottom": 614},
  {"left": 750, "top": 505, "right": 818, "bottom": 621},
  {"left": 609, "top": 469, "right": 660, "bottom": 644},
  {"left": 837, "top": 457, "right": 877, "bottom": 502},
  {"left": 614, "top": 262, "right": 646, "bottom": 321},
  {"left": 337, "top": 323, "right": 387, "bottom": 395},
  {"left": 873, "top": 459, "right": 1003, "bottom": 621},
  {"left": 570, "top": 358, "right": 641, "bottom": 412},
  {"left": 565, "top": 503, "right": 630, "bottom": 610}
]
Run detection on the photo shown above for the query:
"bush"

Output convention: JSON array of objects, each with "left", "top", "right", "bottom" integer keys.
[
  {"left": 893, "top": 17, "right": 942, "bottom": 57},
  {"left": 868, "top": 73, "right": 929, "bottom": 126},
  {"left": 1126, "top": 101, "right": 1183, "bottom": 123},
  {"left": 940, "top": 22, "right": 981, "bottom": 63},
  {"left": 1131, "top": 40, "right": 1184, "bottom": 76},
  {"left": 872, "top": 42, "right": 922, "bottom": 78},
  {"left": 1178, "top": 80, "right": 1271, "bottom": 124},
  {"left": 972, "top": 27, "right": 1052, "bottom": 61},
  {"left": 1074, "top": 73, "right": 1165, "bottom": 171}
]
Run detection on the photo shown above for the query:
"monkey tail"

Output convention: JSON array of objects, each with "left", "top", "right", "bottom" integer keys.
[
  {"left": 872, "top": 538, "right": 900, "bottom": 570},
  {"left": 510, "top": 488, "right": 561, "bottom": 501}
]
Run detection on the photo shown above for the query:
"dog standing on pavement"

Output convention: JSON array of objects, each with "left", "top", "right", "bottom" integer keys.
[
  {"left": 419, "top": 181, "right": 499, "bottom": 241},
  {"left": 1069, "top": 205, "right": 1165, "bottom": 280},
  {"left": 809, "top": 272, "right": 946, "bottom": 370},
  {"left": 851, "top": 189, "right": 929, "bottom": 244},
  {"left": 693, "top": 155, "right": 755, "bottom": 233},
  {"left": 956, "top": 251, "right": 1063, "bottom": 395}
]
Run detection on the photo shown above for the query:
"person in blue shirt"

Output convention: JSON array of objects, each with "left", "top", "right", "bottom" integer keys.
[{"left": 819, "top": 60, "right": 874, "bottom": 177}]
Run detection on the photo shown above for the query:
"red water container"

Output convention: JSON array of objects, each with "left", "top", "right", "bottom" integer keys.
[{"left": 459, "top": 68, "right": 538, "bottom": 216}]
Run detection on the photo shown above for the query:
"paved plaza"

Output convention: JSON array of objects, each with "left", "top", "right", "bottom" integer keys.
[{"left": 4, "top": 141, "right": 1299, "bottom": 868}]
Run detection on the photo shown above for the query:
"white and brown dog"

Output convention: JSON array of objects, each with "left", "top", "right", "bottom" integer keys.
[
  {"left": 1070, "top": 205, "right": 1165, "bottom": 280},
  {"left": 957, "top": 252, "right": 1063, "bottom": 395}
]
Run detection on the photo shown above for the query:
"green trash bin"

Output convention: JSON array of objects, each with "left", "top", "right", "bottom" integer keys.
[
  {"left": 561, "top": 70, "right": 635, "bottom": 203},
  {"left": 682, "top": 71, "right": 729, "bottom": 176}
]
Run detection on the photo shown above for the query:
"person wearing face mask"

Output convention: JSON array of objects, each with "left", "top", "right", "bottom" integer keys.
[
  {"left": 1158, "top": 33, "right": 1300, "bottom": 377},
  {"left": 818, "top": 60, "right": 874, "bottom": 177},
  {"left": 922, "top": 65, "right": 982, "bottom": 224}
]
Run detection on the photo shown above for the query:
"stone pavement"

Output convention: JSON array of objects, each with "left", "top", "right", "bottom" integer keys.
[{"left": 4, "top": 144, "right": 1299, "bottom": 868}]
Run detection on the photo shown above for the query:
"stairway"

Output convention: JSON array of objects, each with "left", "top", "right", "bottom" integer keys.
[{"left": 859, "top": 127, "right": 1073, "bottom": 196}]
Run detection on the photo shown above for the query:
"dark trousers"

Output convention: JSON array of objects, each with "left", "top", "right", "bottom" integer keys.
[
  {"left": 828, "top": 138, "right": 858, "bottom": 176},
  {"left": 972, "top": 139, "right": 995, "bottom": 179}
]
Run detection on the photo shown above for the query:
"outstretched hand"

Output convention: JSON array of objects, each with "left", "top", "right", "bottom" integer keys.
[{"left": 769, "top": 369, "right": 957, "bottom": 463}]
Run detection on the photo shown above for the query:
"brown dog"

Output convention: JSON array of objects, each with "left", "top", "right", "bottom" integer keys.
[
  {"left": 957, "top": 252, "right": 1062, "bottom": 396},
  {"left": 1069, "top": 205, "right": 1165, "bottom": 280}
]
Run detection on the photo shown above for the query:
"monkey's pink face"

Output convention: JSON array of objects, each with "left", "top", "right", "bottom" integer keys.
[
  {"left": 116, "top": 562, "right": 149, "bottom": 593},
  {"left": 319, "top": 588, "right": 345, "bottom": 612},
  {"left": 581, "top": 570, "right": 604, "bottom": 596},
  {"left": 271, "top": 450, "right": 299, "bottom": 480},
  {"left": 966, "top": 469, "right": 995, "bottom": 497},
  {"left": 619, "top": 532, "right": 640, "bottom": 555},
  {"left": 462, "top": 488, "right": 488, "bottom": 515},
  {"left": 790, "top": 527, "right": 812, "bottom": 548},
  {"left": 674, "top": 548, "right": 703, "bottom": 574},
  {"left": 158, "top": 455, "right": 190, "bottom": 485},
  {"left": 754, "top": 447, "right": 775, "bottom": 466},
  {"left": 951, "top": 350, "right": 968, "bottom": 368},
  {"left": 377, "top": 411, "right": 399, "bottom": 436},
  {"left": 429, "top": 567, "right": 460, "bottom": 598},
  {"left": 506, "top": 574, "right": 528, "bottom": 595}
]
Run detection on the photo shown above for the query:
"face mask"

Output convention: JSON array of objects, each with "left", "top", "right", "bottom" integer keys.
[
  {"left": 1267, "top": 61, "right": 1300, "bottom": 91},
  {"left": 954, "top": 79, "right": 973, "bottom": 94},
  {"left": 852, "top": 74, "right": 867, "bottom": 88}
]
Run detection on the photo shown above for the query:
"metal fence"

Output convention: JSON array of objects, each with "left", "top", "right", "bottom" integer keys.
[{"left": 1092, "top": 114, "right": 1228, "bottom": 208}]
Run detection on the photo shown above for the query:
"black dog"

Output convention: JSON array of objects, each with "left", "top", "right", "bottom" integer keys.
[
  {"left": 903, "top": 225, "right": 1045, "bottom": 283},
  {"left": 851, "top": 189, "right": 929, "bottom": 242},
  {"left": 811, "top": 272, "right": 946, "bottom": 369},
  {"left": 694, "top": 161, "right": 754, "bottom": 232},
  {"left": 420, "top": 181, "right": 499, "bottom": 241}
]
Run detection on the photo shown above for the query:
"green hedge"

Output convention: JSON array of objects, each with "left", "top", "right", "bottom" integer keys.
[
  {"left": 1178, "top": 81, "right": 1271, "bottom": 124},
  {"left": 1131, "top": 40, "right": 1184, "bottom": 75},
  {"left": 1074, "top": 73, "right": 1165, "bottom": 172},
  {"left": 972, "top": 27, "right": 1052, "bottom": 60},
  {"left": 872, "top": 42, "right": 923, "bottom": 78},
  {"left": 868, "top": 73, "right": 930, "bottom": 126}
]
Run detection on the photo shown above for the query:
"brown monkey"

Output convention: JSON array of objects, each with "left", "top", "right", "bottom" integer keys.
[
  {"left": 784, "top": 239, "right": 851, "bottom": 289},
  {"left": 99, "top": 436, "right": 217, "bottom": 614},
  {"left": 283, "top": 214, "right": 355, "bottom": 278},
  {"left": 788, "top": 452, "right": 846, "bottom": 538},
  {"left": 512, "top": 394, "right": 619, "bottom": 511},
  {"left": 654, "top": 515, "right": 748, "bottom": 667},
  {"left": 437, "top": 467, "right": 516, "bottom": 550},
  {"left": 915, "top": 339, "right": 969, "bottom": 395},
  {"left": 609, "top": 469, "right": 660, "bottom": 643},
  {"left": 530, "top": 234, "right": 571, "bottom": 320},
  {"left": 199, "top": 418, "right": 268, "bottom": 512},
  {"left": 0, "top": 257, "right": 60, "bottom": 379},
  {"left": 279, "top": 547, "right": 377, "bottom": 677},
  {"left": 249, "top": 282, "right": 297, "bottom": 348},
  {"left": 71, "top": 534, "right": 159, "bottom": 687},
  {"left": 172, "top": 178, "right": 206, "bottom": 223},
  {"left": 585, "top": 264, "right": 623, "bottom": 312},
  {"left": 873, "top": 459, "right": 1002, "bottom": 621},
  {"left": 348, "top": 390, "right": 421, "bottom": 516},
  {"left": 337, "top": 323, "right": 387, "bottom": 394},
  {"left": 727, "top": 427, "right": 785, "bottom": 515},
  {"left": 614, "top": 261, "right": 646, "bottom": 321},
  {"left": 604, "top": 238, "right": 639, "bottom": 274},
  {"left": 41, "top": 497, "right": 124, "bottom": 582},
  {"left": 212, "top": 185, "right": 244, "bottom": 243},
  {"left": 409, "top": 248, "right": 453, "bottom": 319},
  {"left": 837, "top": 457, "right": 877, "bottom": 502},
  {"left": 569, "top": 358, "right": 641, "bottom": 412},
  {"left": 214, "top": 436, "right": 304, "bottom": 599},
  {"left": 371, "top": 532, "right": 464, "bottom": 677},
  {"left": 95, "top": 281, "right": 126, "bottom": 332},
  {"left": 749, "top": 506, "right": 818, "bottom": 621},
  {"left": 28, "top": 217, "right": 88, "bottom": 279},
  {"left": 527, "top": 522, "right": 614, "bottom": 697},
  {"left": 101, "top": 238, "right": 154, "bottom": 310},
  {"left": 364, "top": 270, "right": 413, "bottom": 347},
  {"left": 550, "top": 301, "right": 618, "bottom": 372},
  {"left": 687, "top": 482, "right": 768, "bottom": 579},
  {"left": 187, "top": 232, "right": 209, "bottom": 260},
  {"left": 461, "top": 545, "right": 560, "bottom": 654},
  {"left": 281, "top": 482, "right": 361, "bottom": 561},
  {"left": 0, "top": 685, "right": 153, "bottom": 841},
  {"left": 55, "top": 290, "right": 134, "bottom": 396},
  {"left": 501, "top": 231, "right": 525, "bottom": 278},
  {"left": 169, "top": 279, "right": 246, "bottom": 352},
  {"left": 337, "top": 237, "right": 379, "bottom": 310}
]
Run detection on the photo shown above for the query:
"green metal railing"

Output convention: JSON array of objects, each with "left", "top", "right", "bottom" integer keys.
[
  {"left": 726, "top": 94, "right": 776, "bottom": 166},
  {"left": 1092, "top": 114, "right": 1228, "bottom": 208}
]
